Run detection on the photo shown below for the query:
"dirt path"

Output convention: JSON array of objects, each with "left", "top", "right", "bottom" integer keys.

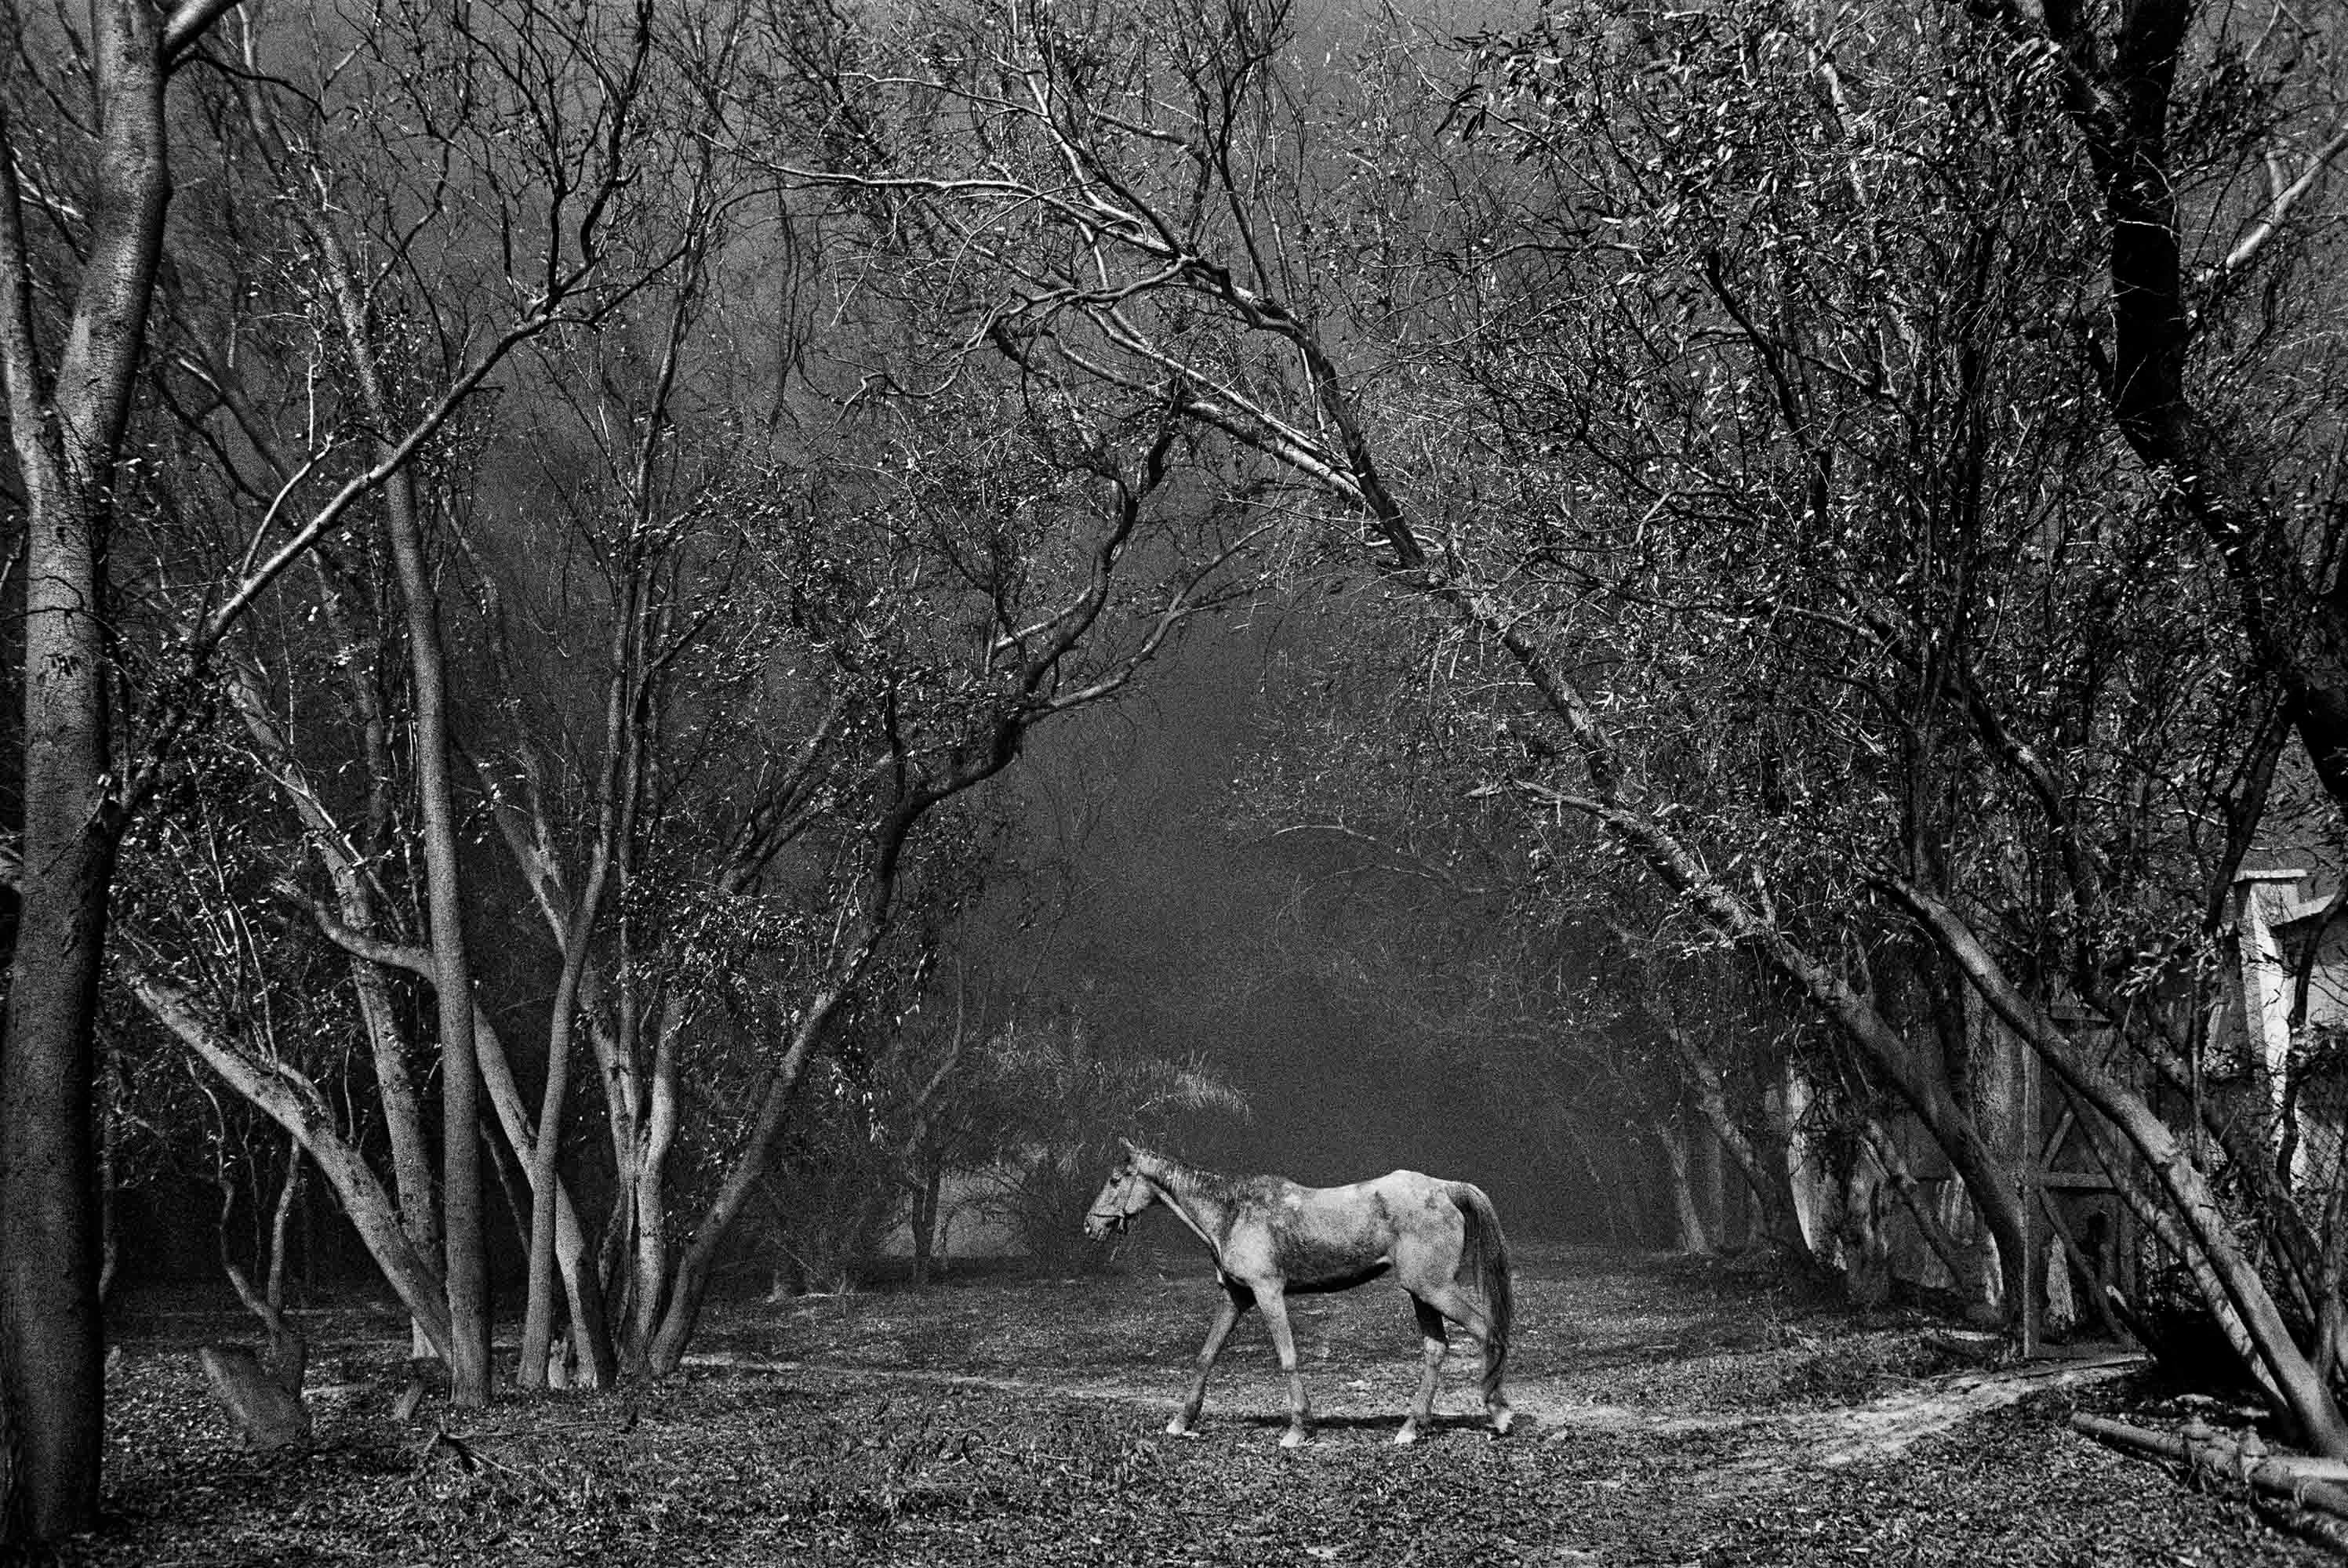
[
  {"left": 685, "top": 1343, "right": 2143, "bottom": 1474},
  {"left": 692, "top": 1242, "right": 2158, "bottom": 1468}
]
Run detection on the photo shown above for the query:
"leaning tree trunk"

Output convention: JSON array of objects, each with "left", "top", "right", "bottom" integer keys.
[
  {"left": 121, "top": 960, "right": 455, "bottom": 1355},
  {"left": 478, "top": 1008, "right": 616, "bottom": 1388},
  {"left": 1652, "top": 1116, "right": 1712, "bottom": 1255}
]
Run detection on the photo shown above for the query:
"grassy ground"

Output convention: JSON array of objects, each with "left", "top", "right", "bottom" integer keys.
[{"left": 46, "top": 1243, "right": 2340, "bottom": 1566}]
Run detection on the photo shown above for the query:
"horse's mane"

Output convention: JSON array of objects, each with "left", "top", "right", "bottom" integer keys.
[{"left": 1133, "top": 1146, "right": 1249, "bottom": 1208}]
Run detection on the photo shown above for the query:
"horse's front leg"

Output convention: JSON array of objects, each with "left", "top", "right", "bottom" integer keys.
[
  {"left": 1253, "top": 1283, "right": 1310, "bottom": 1448},
  {"left": 1169, "top": 1283, "right": 1251, "bottom": 1438}
]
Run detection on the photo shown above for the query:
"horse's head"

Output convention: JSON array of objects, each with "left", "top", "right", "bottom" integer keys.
[{"left": 1083, "top": 1139, "right": 1155, "bottom": 1241}]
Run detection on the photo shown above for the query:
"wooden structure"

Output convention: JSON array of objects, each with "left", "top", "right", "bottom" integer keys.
[{"left": 2017, "top": 1000, "right": 2135, "bottom": 1357}]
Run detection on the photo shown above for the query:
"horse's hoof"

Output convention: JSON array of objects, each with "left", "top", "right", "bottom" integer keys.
[
  {"left": 1490, "top": 1409, "right": 1516, "bottom": 1438},
  {"left": 1280, "top": 1428, "right": 1310, "bottom": 1450},
  {"left": 1394, "top": 1426, "right": 1419, "bottom": 1446},
  {"left": 1166, "top": 1421, "right": 1199, "bottom": 1439}
]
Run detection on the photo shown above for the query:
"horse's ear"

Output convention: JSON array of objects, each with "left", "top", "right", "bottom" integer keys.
[{"left": 1117, "top": 1135, "right": 1139, "bottom": 1158}]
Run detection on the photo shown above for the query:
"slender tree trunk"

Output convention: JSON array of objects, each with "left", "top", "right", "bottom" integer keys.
[
  {"left": 307, "top": 557, "right": 442, "bottom": 1352},
  {"left": 1653, "top": 1116, "right": 1711, "bottom": 1254},
  {"left": 634, "top": 437, "right": 1195, "bottom": 1373},
  {"left": 476, "top": 1010, "right": 618, "bottom": 1388},
  {"left": 214, "top": 1132, "right": 309, "bottom": 1388},
  {"left": 351, "top": 950, "right": 439, "bottom": 1361},
  {"left": 373, "top": 456, "right": 489, "bottom": 1408},
  {"left": 1861, "top": 1120, "right": 1991, "bottom": 1307},
  {"left": 911, "top": 1159, "right": 944, "bottom": 1287},
  {"left": 518, "top": 582, "right": 631, "bottom": 1385},
  {"left": 627, "top": 1007, "right": 682, "bottom": 1370},
  {"left": 289, "top": 188, "right": 489, "bottom": 1400},
  {"left": 517, "top": 872, "right": 612, "bottom": 1386},
  {"left": 644, "top": 870, "right": 904, "bottom": 1370},
  {"left": 1406, "top": 499, "right": 2033, "bottom": 1312},
  {"left": 1589, "top": 808, "right": 2031, "bottom": 1311}
]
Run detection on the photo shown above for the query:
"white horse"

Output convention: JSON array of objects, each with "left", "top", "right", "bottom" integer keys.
[{"left": 1085, "top": 1139, "right": 1514, "bottom": 1447}]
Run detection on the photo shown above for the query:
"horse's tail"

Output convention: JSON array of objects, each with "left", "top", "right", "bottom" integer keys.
[{"left": 1452, "top": 1182, "right": 1512, "bottom": 1394}]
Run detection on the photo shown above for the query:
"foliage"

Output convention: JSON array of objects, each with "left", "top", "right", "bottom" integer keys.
[
  {"left": 755, "top": 1058, "right": 910, "bottom": 1296},
  {"left": 972, "top": 1012, "right": 1250, "bottom": 1271}
]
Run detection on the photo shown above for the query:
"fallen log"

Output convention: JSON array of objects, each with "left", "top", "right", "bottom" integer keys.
[{"left": 2070, "top": 1412, "right": 2348, "bottom": 1521}]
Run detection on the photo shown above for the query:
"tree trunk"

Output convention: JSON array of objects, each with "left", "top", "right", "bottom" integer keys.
[
  {"left": 0, "top": 665, "right": 114, "bottom": 1541},
  {"left": 297, "top": 190, "right": 489, "bottom": 1401},
  {"left": 378, "top": 472, "right": 489, "bottom": 1406},
  {"left": 202, "top": 1134, "right": 313, "bottom": 1451},
  {"left": 911, "top": 1159, "right": 944, "bottom": 1287},
  {"left": 1861, "top": 1120, "right": 1992, "bottom": 1308},
  {"left": 635, "top": 436, "right": 1198, "bottom": 1373},
  {"left": 518, "top": 598, "right": 628, "bottom": 1386},
  {"left": 1653, "top": 1116, "right": 1711, "bottom": 1254},
  {"left": 621, "top": 1002, "right": 681, "bottom": 1373},
  {"left": 0, "top": 2, "right": 180, "bottom": 1535},
  {"left": 1398, "top": 492, "right": 2033, "bottom": 1314},
  {"left": 1982, "top": 1, "right": 2348, "bottom": 818},
  {"left": 478, "top": 1008, "right": 616, "bottom": 1388},
  {"left": 306, "top": 558, "right": 442, "bottom": 1353},
  {"left": 517, "top": 909, "right": 598, "bottom": 1385},
  {"left": 645, "top": 822, "right": 928, "bottom": 1371}
]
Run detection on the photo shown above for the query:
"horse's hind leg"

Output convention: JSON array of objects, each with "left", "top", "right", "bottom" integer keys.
[
  {"left": 1419, "top": 1283, "right": 1512, "bottom": 1437},
  {"left": 1481, "top": 1330, "right": 1514, "bottom": 1437},
  {"left": 1398, "top": 1297, "right": 1448, "bottom": 1445},
  {"left": 1169, "top": 1283, "right": 1251, "bottom": 1438}
]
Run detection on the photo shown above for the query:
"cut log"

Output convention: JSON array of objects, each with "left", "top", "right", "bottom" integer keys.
[
  {"left": 2070, "top": 1413, "right": 2348, "bottom": 1519},
  {"left": 197, "top": 1345, "right": 312, "bottom": 1452},
  {"left": 1921, "top": 1330, "right": 2005, "bottom": 1365}
]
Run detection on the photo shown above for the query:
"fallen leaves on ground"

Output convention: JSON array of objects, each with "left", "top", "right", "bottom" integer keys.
[{"left": 43, "top": 1247, "right": 2335, "bottom": 1566}]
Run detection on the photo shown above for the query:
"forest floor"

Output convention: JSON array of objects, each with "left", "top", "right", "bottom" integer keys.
[{"left": 49, "top": 1243, "right": 2343, "bottom": 1566}]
